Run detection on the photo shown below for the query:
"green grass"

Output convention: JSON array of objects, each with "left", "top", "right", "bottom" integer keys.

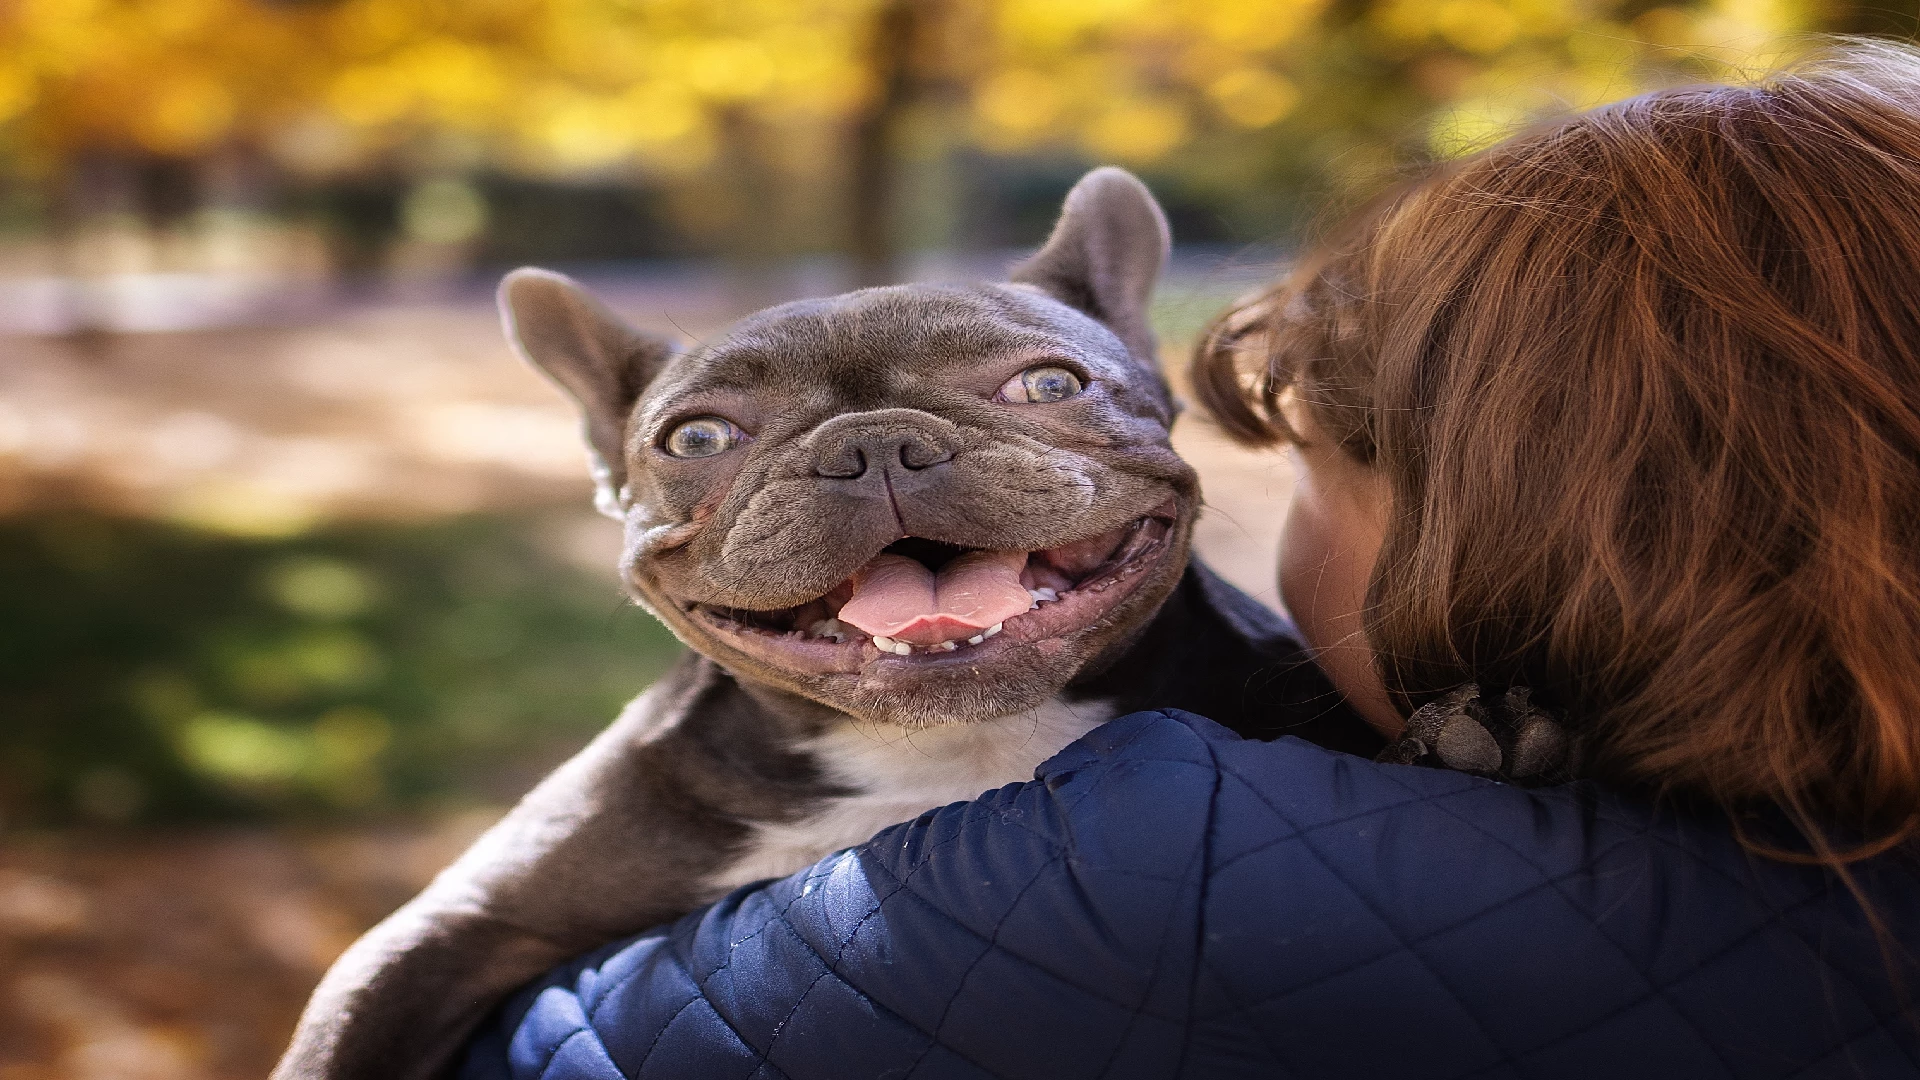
[{"left": 0, "top": 511, "right": 683, "bottom": 826}]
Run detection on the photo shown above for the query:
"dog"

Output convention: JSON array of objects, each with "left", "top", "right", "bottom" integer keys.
[{"left": 273, "top": 168, "right": 1365, "bottom": 1080}]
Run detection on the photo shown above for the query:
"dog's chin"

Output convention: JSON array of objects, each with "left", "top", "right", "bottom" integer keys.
[{"left": 655, "top": 500, "right": 1186, "bottom": 725}]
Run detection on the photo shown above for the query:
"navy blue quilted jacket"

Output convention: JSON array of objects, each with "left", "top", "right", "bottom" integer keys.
[{"left": 462, "top": 710, "right": 1920, "bottom": 1080}]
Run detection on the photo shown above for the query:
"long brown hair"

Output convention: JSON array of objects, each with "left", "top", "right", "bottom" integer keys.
[{"left": 1195, "top": 41, "right": 1920, "bottom": 861}]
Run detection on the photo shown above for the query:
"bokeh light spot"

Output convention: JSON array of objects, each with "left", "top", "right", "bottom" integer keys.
[
  {"left": 1084, "top": 99, "right": 1188, "bottom": 162},
  {"left": 180, "top": 713, "right": 309, "bottom": 787},
  {"left": 402, "top": 178, "right": 487, "bottom": 245},
  {"left": 1208, "top": 68, "right": 1299, "bottom": 128},
  {"left": 265, "top": 556, "right": 378, "bottom": 620}
]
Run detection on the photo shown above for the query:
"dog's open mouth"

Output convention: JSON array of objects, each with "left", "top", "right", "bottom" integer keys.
[{"left": 688, "top": 501, "right": 1178, "bottom": 672}]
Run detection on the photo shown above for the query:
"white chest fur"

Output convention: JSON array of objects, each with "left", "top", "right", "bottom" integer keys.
[{"left": 701, "top": 697, "right": 1115, "bottom": 894}]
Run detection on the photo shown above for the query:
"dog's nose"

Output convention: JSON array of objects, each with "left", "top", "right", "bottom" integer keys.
[
  {"left": 808, "top": 409, "right": 958, "bottom": 479},
  {"left": 815, "top": 431, "right": 952, "bottom": 478}
]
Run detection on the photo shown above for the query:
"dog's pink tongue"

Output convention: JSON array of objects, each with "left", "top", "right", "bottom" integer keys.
[{"left": 837, "top": 550, "right": 1031, "bottom": 646}]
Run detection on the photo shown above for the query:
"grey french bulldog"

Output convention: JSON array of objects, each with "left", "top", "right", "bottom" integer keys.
[{"left": 273, "top": 167, "right": 1370, "bottom": 1080}]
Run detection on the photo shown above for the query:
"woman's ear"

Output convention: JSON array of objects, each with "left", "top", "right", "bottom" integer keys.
[
  {"left": 499, "top": 268, "right": 677, "bottom": 518},
  {"left": 1009, "top": 166, "right": 1171, "bottom": 370}
]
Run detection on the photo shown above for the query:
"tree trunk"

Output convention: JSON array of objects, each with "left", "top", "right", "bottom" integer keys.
[{"left": 847, "top": 0, "right": 922, "bottom": 287}]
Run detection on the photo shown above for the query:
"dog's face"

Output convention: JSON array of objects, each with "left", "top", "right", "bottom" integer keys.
[{"left": 503, "top": 168, "right": 1197, "bottom": 725}]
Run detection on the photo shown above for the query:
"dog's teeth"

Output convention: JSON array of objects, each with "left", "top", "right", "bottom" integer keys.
[
  {"left": 808, "top": 618, "right": 845, "bottom": 638},
  {"left": 890, "top": 640, "right": 912, "bottom": 655},
  {"left": 933, "top": 640, "right": 958, "bottom": 652},
  {"left": 983, "top": 623, "right": 1002, "bottom": 638},
  {"left": 871, "top": 635, "right": 896, "bottom": 651},
  {"left": 1028, "top": 588, "right": 1058, "bottom": 603},
  {"left": 966, "top": 634, "right": 985, "bottom": 645}
]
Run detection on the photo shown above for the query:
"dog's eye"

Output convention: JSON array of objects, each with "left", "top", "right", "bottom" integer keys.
[
  {"left": 999, "top": 365, "right": 1084, "bottom": 404},
  {"left": 663, "top": 416, "right": 742, "bottom": 459}
]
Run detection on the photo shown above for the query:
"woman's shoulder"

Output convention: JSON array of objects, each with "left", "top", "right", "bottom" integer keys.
[
  {"left": 1128, "top": 710, "right": 1920, "bottom": 1077},
  {"left": 466, "top": 709, "right": 1920, "bottom": 1080}
]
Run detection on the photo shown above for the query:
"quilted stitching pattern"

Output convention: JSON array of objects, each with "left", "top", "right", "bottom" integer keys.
[{"left": 462, "top": 711, "right": 1920, "bottom": 1080}]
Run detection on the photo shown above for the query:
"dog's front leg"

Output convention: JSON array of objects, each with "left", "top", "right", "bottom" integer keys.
[{"left": 273, "top": 655, "right": 756, "bottom": 1080}]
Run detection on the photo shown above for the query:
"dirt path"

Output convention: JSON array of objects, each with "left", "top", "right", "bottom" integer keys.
[{"left": 0, "top": 818, "right": 495, "bottom": 1080}]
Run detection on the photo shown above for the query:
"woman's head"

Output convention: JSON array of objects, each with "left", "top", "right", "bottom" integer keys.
[{"left": 1197, "top": 41, "right": 1920, "bottom": 852}]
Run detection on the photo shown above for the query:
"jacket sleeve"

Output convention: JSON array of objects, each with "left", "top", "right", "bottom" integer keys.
[{"left": 458, "top": 710, "right": 1236, "bottom": 1080}]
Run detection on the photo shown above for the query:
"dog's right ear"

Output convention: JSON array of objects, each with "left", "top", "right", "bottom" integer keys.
[
  {"left": 1009, "top": 167, "right": 1171, "bottom": 369},
  {"left": 500, "top": 268, "right": 675, "bottom": 518}
]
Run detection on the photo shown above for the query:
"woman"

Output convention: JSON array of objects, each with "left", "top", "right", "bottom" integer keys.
[{"left": 463, "top": 44, "right": 1920, "bottom": 1078}]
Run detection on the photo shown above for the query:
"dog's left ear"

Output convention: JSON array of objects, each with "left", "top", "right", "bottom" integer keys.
[
  {"left": 1010, "top": 166, "right": 1171, "bottom": 368},
  {"left": 500, "top": 268, "right": 676, "bottom": 518}
]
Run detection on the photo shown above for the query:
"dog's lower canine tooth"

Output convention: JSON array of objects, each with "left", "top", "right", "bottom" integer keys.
[
  {"left": 967, "top": 634, "right": 985, "bottom": 645},
  {"left": 890, "top": 640, "right": 912, "bottom": 655},
  {"left": 934, "top": 640, "right": 957, "bottom": 652},
  {"left": 871, "top": 635, "right": 897, "bottom": 651},
  {"left": 983, "top": 623, "right": 1003, "bottom": 638}
]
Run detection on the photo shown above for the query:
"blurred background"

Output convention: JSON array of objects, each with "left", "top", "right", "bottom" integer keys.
[{"left": 1, "top": 1, "right": 1912, "bottom": 1076}]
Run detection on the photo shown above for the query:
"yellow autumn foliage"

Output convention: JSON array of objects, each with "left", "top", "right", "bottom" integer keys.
[{"left": 0, "top": 0, "right": 1822, "bottom": 177}]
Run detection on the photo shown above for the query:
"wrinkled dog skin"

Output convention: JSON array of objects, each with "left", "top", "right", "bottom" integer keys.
[{"left": 275, "top": 168, "right": 1363, "bottom": 1080}]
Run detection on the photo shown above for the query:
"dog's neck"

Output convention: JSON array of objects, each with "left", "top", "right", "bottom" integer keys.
[
  {"left": 700, "top": 695, "right": 1117, "bottom": 893},
  {"left": 689, "top": 559, "right": 1379, "bottom": 896}
]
